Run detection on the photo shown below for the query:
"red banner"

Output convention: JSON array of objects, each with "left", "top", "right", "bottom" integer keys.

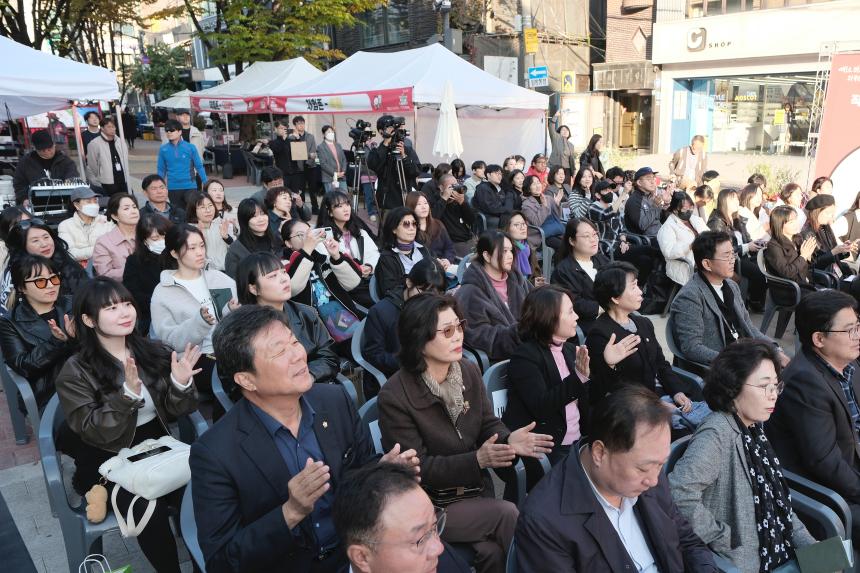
[
  {"left": 270, "top": 87, "right": 413, "bottom": 115},
  {"left": 191, "top": 96, "right": 269, "bottom": 114}
]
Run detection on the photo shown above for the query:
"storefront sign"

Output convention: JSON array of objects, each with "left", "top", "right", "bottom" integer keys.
[
  {"left": 524, "top": 28, "right": 538, "bottom": 54},
  {"left": 272, "top": 87, "right": 413, "bottom": 114},
  {"left": 593, "top": 62, "right": 656, "bottom": 91}
]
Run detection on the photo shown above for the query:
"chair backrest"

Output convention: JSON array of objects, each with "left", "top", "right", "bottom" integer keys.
[
  {"left": 506, "top": 538, "right": 518, "bottom": 573},
  {"left": 180, "top": 481, "right": 207, "bottom": 572},
  {"left": 211, "top": 367, "right": 235, "bottom": 413},
  {"left": 85, "top": 257, "right": 95, "bottom": 278},
  {"left": 756, "top": 248, "right": 768, "bottom": 275},
  {"left": 350, "top": 318, "right": 387, "bottom": 390},
  {"left": 664, "top": 313, "right": 684, "bottom": 361},
  {"left": 457, "top": 253, "right": 474, "bottom": 284},
  {"left": 358, "top": 397, "right": 382, "bottom": 454},
  {"left": 665, "top": 435, "right": 692, "bottom": 474},
  {"left": 369, "top": 274, "right": 381, "bottom": 303},
  {"left": 482, "top": 360, "right": 510, "bottom": 419},
  {"left": 576, "top": 325, "right": 586, "bottom": 346}
]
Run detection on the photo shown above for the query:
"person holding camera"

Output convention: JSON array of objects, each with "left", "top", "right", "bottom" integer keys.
[
  {"left": 367, "top": 115, "right": 420, "bottom": 212},
  {"left": 428, "top": 173, "right": 477, "bottom": 258}
]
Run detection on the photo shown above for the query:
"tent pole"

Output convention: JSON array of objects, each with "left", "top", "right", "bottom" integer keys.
[
  {"left": 269, "top": 111, "right": 274, "bottom": 136},
  {"left": 71, "top": 102, "right": 87, "bottom": 182},
  {"left": 115, "top": 101, "right": 127, "bottom": 148}
]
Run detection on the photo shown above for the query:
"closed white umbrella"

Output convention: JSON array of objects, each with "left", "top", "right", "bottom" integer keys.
[{"left": 433, "top": 80, "right": 463, "bottom": 160}]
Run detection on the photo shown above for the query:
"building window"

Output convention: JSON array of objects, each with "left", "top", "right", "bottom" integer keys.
[
  {"left": 361, "top": 0, "right": 410, "bottom": 48},
  {"left": 686, "top": 0, "right": 833, "bottom": 17}
]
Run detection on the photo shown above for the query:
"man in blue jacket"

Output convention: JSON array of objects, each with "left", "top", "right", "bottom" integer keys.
[{"left": 157, "top": 118, "right": 206, "bottom": 207}]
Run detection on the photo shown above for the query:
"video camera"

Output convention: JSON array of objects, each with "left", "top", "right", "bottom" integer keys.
[
  {"left": 348, "top": 119, "right": 376, "bottom": 155},
  {"left": 379, "top": 115, "right": 411, "bottom": 146}
]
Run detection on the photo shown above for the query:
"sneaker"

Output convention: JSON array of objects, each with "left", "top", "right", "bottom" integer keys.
[{"left": 370, "top": 215, "right": 378, "bottom": 222}]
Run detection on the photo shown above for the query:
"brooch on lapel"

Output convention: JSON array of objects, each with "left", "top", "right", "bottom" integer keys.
[
  {"left": 322, "top": 420, "right": 328, "bottom": 429},
  {"left": 463, "top": 401, "right": 470, "bottom": 415}
]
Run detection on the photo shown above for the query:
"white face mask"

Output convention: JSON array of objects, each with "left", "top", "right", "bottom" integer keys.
[
  {"left": 147, "top": 239, "right": 166, "bottom": 254},
  {"left": 81, "top": 203, "right": 100, "bottom": 218},
  {"left": 325, "top": 131, "right": 336, "bottom": 142}
]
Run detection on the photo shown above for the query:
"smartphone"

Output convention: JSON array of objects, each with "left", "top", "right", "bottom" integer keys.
[
  {"left": 128, "top": 445, "right": 172, "bottom": 463},
  {"left": 323, "top": 227, "right": 334, "bottom": 241}
]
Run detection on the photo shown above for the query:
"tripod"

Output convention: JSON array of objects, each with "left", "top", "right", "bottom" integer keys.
[{"left": 350, "top": 145, "right": 381, "bottom": 217}]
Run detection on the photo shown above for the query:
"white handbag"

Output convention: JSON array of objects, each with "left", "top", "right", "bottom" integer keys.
[{"left": 98, "top": 435, "right": 191, "bottom": 537}]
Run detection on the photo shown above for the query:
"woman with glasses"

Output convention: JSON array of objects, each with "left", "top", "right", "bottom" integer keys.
[
  {"left": 670, "top": 340, "right": 814, "bottom": 572},
  {"left": 375, "top": 207, "right": 433, "bottom": 300},
  {"left": 224, "top": 198, "right": 281, "bottom": 279},
  {"left": 550, "top": 218, "right": 609, "bottom": 335},
  {"left": 456, "top": 230, "right": 532, "bottom": 362},
  {"left": 378, "top": 293, "right": 553, "bottom": 573},
  {"left": 525, "top": 154, "right": 549, "bottom": 187},
  {"left": 92, "top": 192, "right": 140, "bottom": 279},
  {"left": 658, "top": 191, "right": 708, "bottom": 286},
  {"left": 185, "top": 191, "right": 233, "bottom": 271},
  {"left": 503, "top": 212, "right": 542, "bottom": 283},
  {"left": 764, "top": 205, "right": 817, "bottom": 291},
  {"left": 0, "top": 254, "right": 76, "bottom": 410}
]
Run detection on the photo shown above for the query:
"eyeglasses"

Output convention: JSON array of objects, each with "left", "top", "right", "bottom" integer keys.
[
  {"left": 400, "top": 220, "right": 417, "bottom": 229},
  {"left": 436, "top": 319, "right": 466, "bottom": 338},
  {"left": 24, "top": 274, "right": 61, "bottom": 289},
  {"left": 709, "top": 254, "right": 737, "bottom": 263},
  {"left": 15, "top": 218, "right": 45, "bottom": 231},
  {"left": 368, "top": 507, "right": 447, "bottom": 554},
  {"left": 289, "top": 233, "right": 307, "bottom": 240},
  {"left": 744, "top": 381, "right": 785, "bottom": 396},
  {"left": 822, "top": 324, "right": 860, "bottom": 340},
  {"left": 509, "top": 221, "right": 527, "bottom": 229},
  {"left": 576, "top": 233, "right": 599, "bottom": 240}
]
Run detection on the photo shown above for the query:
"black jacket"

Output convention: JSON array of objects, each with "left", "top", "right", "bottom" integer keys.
[
  {"left": 189, "top": 385, "right": 377, "bottom": 573},
  {"left": 362, "top": 290, "right": 405, "bottom": 377},
  {"left": 623, "top": 189, "right": 661, "bottom": 238},
  {"left": 0, "top": 296, "right": 76, "bottom": 409},
  {"left": 375, "top": 244, "right": 433, "bottom": 299},
  {"left": 516, "top": 449, "right": 717, "bottom": 572},
  {"left": 366, "top": 141, "right": 420, "bottom": 209},
  {"left": 427, "top": 188, "right": 475, "bottom": 244},
  {"left": 549, "top": 253, "right": 610, "bottom": 335},
  {"left": 766, "top": 348, "right": 860, "bottom": 505},
  {"left": 13, "top": 150, "right": 79, "bottom": 204},
  {"left": 282, "top": 300, "right": 340, "bottom": 383},
  {"left": 269, "top": 135, "right": 302, "bottom": 176},
  {"left": 473, "top": 181, "right": 515, "bottom": 230},
  {"left": 502, "top": 339, "right": 589, "bottom": 447},
  {"left": 764, "top": 238, "right": 811, "bottom": 286},
  {"left": 140, "top": 201, "right": 186, "bottom": 225},
  {"left": 578, "top": 150, "right": 605, "bottom": 176},
  {"left": 707, "top": 212, "right": 749, "bottom": 255},
  {"left": 585, "top": 313, "right": 703, "bottom": 403},
  {"left": 122, "top": 251, "right": 163, "bottom": 335},
  {"left": 803, "top": 222, "right": 851, "bottom": 277}
]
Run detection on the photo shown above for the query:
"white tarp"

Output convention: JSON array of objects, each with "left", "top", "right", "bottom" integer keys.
[
  {"left": 153, "top": 89, "right": 195, "bottom": 109},
  {"left": 0, "top": 36, "right": 119, "bottom": 118}
]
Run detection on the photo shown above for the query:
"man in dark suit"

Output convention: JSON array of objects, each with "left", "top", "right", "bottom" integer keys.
[
  {"left": 766, "top": 290, "right": 860, "bottom": 544},
  {"left": 333, "top": 463, "right": 471, "bottom": 573},
  {"left": 190, "top": 305, "right": 419, "bottom": 573},
  {"left": 515, "top": 386, "right": 717, "bottom": 572}
]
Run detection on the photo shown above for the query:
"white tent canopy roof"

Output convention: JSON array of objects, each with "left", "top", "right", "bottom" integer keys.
[
  {"left": 286, "top": 44, "right": 548, "bottom": 110},
  {"left": 0, "top": 36, "right": 119, "bottom": 118},
  {"left": 195, "top": 58, "right": 322, "bottom": 98},
  {"left": 153, "top": 89, "right": 194, "bottom": 109}
]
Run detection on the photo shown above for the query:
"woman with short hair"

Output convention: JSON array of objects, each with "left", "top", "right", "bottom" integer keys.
[
  {"left": 185, "top": 191, "right": 233, "bottom": 271},
  {"left": 122, "top": 213, "right": 172, "bottom": 336},
  {"left": 92, "top": 192, "right": 140, "bottom": 279}
]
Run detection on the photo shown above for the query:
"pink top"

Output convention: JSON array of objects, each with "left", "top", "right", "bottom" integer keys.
[
  {"left": 92, "top": 226, "right": 135, "bottom": 280},
  {"left": 551, "top": 337, "right": 582, "bottom": 445},
  {"left": 489, "top": 272, "right": 509, "bottom": 304},
  {"left": 326, "top": 142, "right": 341, "bottom": 172}
]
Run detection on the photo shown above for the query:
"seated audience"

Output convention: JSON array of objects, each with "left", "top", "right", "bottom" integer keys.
[
  {"left": 56, "top": 277, "right": 199, "bottom": 573},
  {"left": 501, "top": 169, "right": 525, "bottom": 210},
  {"left": 521, "top": 175, "right": 562, "bottom": 245},
  {"left": 190, "top": 305, "right": 418, "bottom": 572},
  {"left": 545, "top": 165, "right": 572, "bottom": 206},
  {"left": 515, "top": 386, "right": 717, "bottom": 572},
  {"left": 780, "top": 182, "right": 807, "bottom": 229},
  {"left": 670, "top": 340, "right": 814, "bottom": 572},
  {"left": 57, "top": 186, "right": 113, "bottom": 263},
  {"left": 362, "top": 259, "right": 447, "bottom": 397},
  {"left": 738, "top": 183, "right": 768, "bottom": 242},
  {"left": 588, "top": 262, "right": 703, "bottom": 406},
  {"left": 658, "top": 191, "right": 707, "bottom": 286},
  {"left": 92, "top": 192, "right": 139, "bottom": 279},
  {"left": 474, "top": 164, "right": 515, "bottom": 230},
  {"left": 204, "top": 179, "right": 236, "bottom": 226},
  {"left": 764, "top": 205, "right": 817, "bottom": 291},
  {"left": 224, "top": 198, "right": 281, "bottom": 279},
  {"left": 407, "top": 191, "right": 455, "bottom": 267},
  {"left": 420, "top": 163, "right": 452, "bottom": 198},
  {"left": 694, "top": 184, "right": 715, "bottom": 221},
  {"left": 139, "top": 174, "right": 186, "bottom": 224},
  {"left": 378, "top": 293, "right": 552, "bottom": 573},
  {"left": 803, "top": 193, "right": 858, "bottom": 289},
  {"left": 0, "top": 206, "right": 30, "bottom": 274},
  {"left": 251, "top": 165, "right": 283, "bottom": 204},
  {"left": 623, "top": 167, "right": 665, "bottom": 241},
  {"left": 670, "top": 231, "right": 789, "bottom": 368},
  {"left": 550, "top": 218, "right": 610, "bottom": 334},
  {"left": 0, "top": 255, "right": 76, "bottom": 409},
  {"left": 456, "top": 230, "right": 531, "bottom": 362},
  {"left": 450, "top": 158, "right": 466, "bottom": 182},
  {"left": 186, "top": 191, "right": 233, "bottom": 271},
  {"left": 568, "top": 166, "right": 594, "bottom": 220},
  {"left": 464, "top": 160, "right": 486, "bottom": 204},
  {"left": 525, "top": 153, "right": 549, "bottom": 187},
  {"left": 150, "top": 223, "right": 238, "bottom": 392},
  {"left": 809, "top": 175, "right": 833, "bottom": 201},
  {"left": 833, "top": 190, "right": 860, "bottom": 245},
  {"left": 766, "top": 290, "right": 860, "bottom": 544},
  {"left": 333, "top": 463, "right": 471, "bottom": 573},
  {"left": 123, "top": 213, "right": 171, "bottom": 335},
  {"left": 427, "top": 173, "right": 477, "bottom": 258},
  {"left": 504, "top": 212, "right": 542, "bottom": 283},
  {"left": 375, "top": 207, "right": 433, "bottom": 300},
  {"left": 578, "top": 134, "right": 605, "bottom": 178},
  {"left": 503, "top": 286, "right": 589, "bottom": 474},
  {"left": 236, "top": 252, "right": 339, "bottom": 383},
  {"left": 265, "top": 185, "right": 294, "bottom": 236}
]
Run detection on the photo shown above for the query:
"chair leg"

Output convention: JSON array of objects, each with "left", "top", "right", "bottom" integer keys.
[
  {"left": 2, "top": 377, "right": 29, "bottom": 444},
  {"left": 774, "top": 310, "right": 793, "bottom": 340},
  {"left": 661, "top": 284, "right": 680, "bottom": 318},
  {"left": 760, "top": 294, "right": 776, "bottom": 335}
]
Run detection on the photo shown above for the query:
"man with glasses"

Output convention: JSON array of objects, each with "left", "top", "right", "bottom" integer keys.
[
  {"left": 190, "top": 305, "right": 420, "bottom": 573},
  {"left": 766, "top": 290, "right": 860, "bottom": 545},
  {"left": 623, "top": 166, "right": 666, "bottom": 244},
  {"left": 156, "top": 118, "right": 206, "bottom": 208},
  {"left": 670, "top": 231, "right": 789, "bottom": 372},
  {"left": 333, "top": 463, "right": 471, "bottom": 573}
]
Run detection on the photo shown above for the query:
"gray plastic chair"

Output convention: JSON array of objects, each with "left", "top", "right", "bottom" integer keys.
[
  {"left": 664, "top": 313, "right": 711, "bottom": 375},
  {"left": 756, "top": 249, "right": 801, "bottom": 339},
  {"left": 85, "top": 257, "right": 95, "bottom": 278},
  {"left": 462, "top": 345, "right": 490, "bottom": 373},
  {"left": 358, "top": 397, "right": 382, "bottom": 454},
  {"left": 1, "top": 362, "right": 39, "bottom": 445},
  {"left": 526, "top": 224, "right": 554, "bottom": 281},
  {"left": 506, "top": 538, "right": 517, "bottom": 573},
  {"left": 212, "top": 366, "right": 358, "bottom": 409},
  {"left": 180, "top": 481, "right": 206, "bottom": 572},
  {"left": 664, "top": 434, "right": 692, "bottom": 474},
  {"left": 350, "top": 319, "right": 387, "bottom": 392},
  {"left": 783, "top": 469, "right": 853, "bottom": 550},
  {"left": 457, "top": 253, "right": 474, "bottom": 284},
  {"left": 369, "top": 274, "right": 381, "bottom": 303}
]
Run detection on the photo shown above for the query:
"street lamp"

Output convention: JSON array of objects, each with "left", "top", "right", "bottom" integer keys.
[{"left": 432, "top": 0, "right": 453, "bottom": 51}]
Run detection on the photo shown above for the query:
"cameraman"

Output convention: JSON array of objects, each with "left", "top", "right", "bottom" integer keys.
[
  {"left": 429, "top": 173, "right": 476, "bottom": 257},
  {"left": 367, "top": 115, "right": 420, "bottom": 212}
]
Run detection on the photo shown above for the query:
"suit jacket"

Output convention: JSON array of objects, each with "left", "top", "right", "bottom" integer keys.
[
  {"left": 766, "top": 348, "right": 860, "bottom": 505},
  {"left": 502, "top": 339, "right": 589, "bottom": 447},
  {"left": 549, "top": 254, "right": 610, "bottom": 334},
  {"left": 670, "top": 273, "right": 773, "bottom": 365},
  {"left": 190, "top": 384, "right": 377, "bottom": 573},
  {"left": 670, "top": 412, "right": 814, "bottom": 572},
  {"left": 516, "top": 448, "right": 717, "bottom": 572}
]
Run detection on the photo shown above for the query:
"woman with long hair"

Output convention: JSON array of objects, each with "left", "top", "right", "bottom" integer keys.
[
  {"left": 834, "top": 190, "right": 860, "bottom": 246},
  {"left": 579, "top": 134, "right": 605, "bottom": 178},
  {"left": 502, "top": 169, "right": 526, "bottom": 210},
  {"left": 802, "top": 194, "right": 857, "bottom": 287},
  {"left": 568, "top": 166, "right": 594, "bottom": 220},
  {"left": 203, "top": 179, "right": 236, "bottom": 226},
  {"left": 375, "top": 207, "right": 434, "bottom": 299},
  {"left": 224, "top": 198, "right": 280, "bottom": 279},
  {"left": 92, "top": 192, "right": 140, "bottom": 279},
  {"left": 764, "top": 205, "right": 817, "bottom": 290},
  {"left": 0, "top": 206, "right": 30, "bottom": 274},
  {"left": 780, "top": 182, "right": 806, "bottom": 229},
  {"left": 450, "top": 158, "right": 466, "bottom": 182},
  {"left": 56, "top": 277, "right": 199, "bottom": 573},
  {"left": 406, "top": 190, "right": 455, "bottom": 265},
  {"left": 122, "top": 213, "right": 172, "bottom": 335},
  {"left": 658, "top": 191, "right": 708, "bottom": 286},
  {"left": 738, "top": 183, "right": 768, "bottom": 241},
  {"left": 185, "top": 191, "right": 233, "bottom": 271}
]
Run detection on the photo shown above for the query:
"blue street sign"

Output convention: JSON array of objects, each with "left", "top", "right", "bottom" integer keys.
[{"left": 528, "top": 66, "right": 548, "bottom": 80}]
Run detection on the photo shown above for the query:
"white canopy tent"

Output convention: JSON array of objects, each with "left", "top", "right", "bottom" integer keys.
[
  {"left": 153, "top": 89, "right": 194, "bottom": 110},
  {"left": 281, "top": 44, "right": 549, "bottom": 166}
]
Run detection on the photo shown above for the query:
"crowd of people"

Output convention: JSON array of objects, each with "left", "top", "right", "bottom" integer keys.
[{"left": 2, "top": 121, "right": 858, "bottom": 573}]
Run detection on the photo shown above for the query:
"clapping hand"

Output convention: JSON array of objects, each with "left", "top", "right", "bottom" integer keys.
[
  {"left": 283, "top": 458, "right": 330, "bottom": 528},
  {"left": 47, "top": 313, "right": 75, "bottom": 341},
  {"left": 575, "top": 345, "right": 590, "bottom": 379},
  {"left": 476, "top": 433, "right": 516, "bottom": 468},
  {"left": 228, "top": 298, "right": 241, "bottom": 312},
  {"left": 800, "top": 236, "right": 817, "bottom": 261},
  {"left": 171, "top": 343, "right": 202, "bottom": 386},
  {"left": 124, "top": 356, "right": 142, "bottom": 395},
  {"left": 833, "top": 241, "right": 852, "bottom": 256},
  {"left": 603, "top": 332, "right": 640, "bottom": 368},
  {"left": 380, "top": 443, "right": 421, "bottom": 482},
  {"left": 507, "top": 422, "right": 555, "bottom": 459}
]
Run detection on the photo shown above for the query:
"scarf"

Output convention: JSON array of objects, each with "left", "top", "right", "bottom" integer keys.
[
  {"left": 514, "top": 240, "right": 532, "bottom": 277},
  {"left": 421, "top": 361, "right": 466, "bottom": 427},
  {"left": 698, "top": 271, "right": 741, "bottom": 344},
  {"left": 734, "top": 415, "right": 795, "bottom": 572},
  {"left": 396, "top": 241, "right": 415, "bottom": 253}
]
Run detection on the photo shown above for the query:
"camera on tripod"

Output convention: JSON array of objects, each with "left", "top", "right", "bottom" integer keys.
[
  {"left": 379, "top": 116, "right": 410, "bottom": 146},
  {"left": 348, "top": 119, "right": 375, "bottom": 154}
]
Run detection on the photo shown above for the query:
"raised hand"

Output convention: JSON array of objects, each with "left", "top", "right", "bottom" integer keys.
[
  {"left": 171, "top": 343, "right": 202, "bottom": 386},
  {"left": 603, "top": 332, "right": 640, "bottom": 368},
  {"left": 200, "top": 305, "right": 216, "bottom": 325},
  {"left": 47, "top": 318, "right": 68, "bottom": 341},
  {"left": 124, "top": 356, "right": 142, "bottom": 395},
  {"left": 575, "top": 345, "right": 590, "bottom": 379},
  {"left": 476, "top": 433, "right": 515, "bottom": 468},
  {"left": 380, "top": 443, "right": 421, "bottom": 482},
  {"left": 507, "top": 422, "right": 555, "bottom": 459},
  {"left": 63, "top": 314, "right": 76, "bottom": 339},
  {"left": 323, "top": 238, "right": 341, "bottom": 260},
  {"left": 282, "top": 458, "right": 330, "bottom": 528}
]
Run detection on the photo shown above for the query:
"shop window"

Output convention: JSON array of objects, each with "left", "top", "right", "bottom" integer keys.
[{"left": 361, "top": 0, "right": 410, "bottom": 49}]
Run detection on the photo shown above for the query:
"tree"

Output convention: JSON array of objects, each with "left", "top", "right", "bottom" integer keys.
[
  {"left": 128, "top": 44, "right": 189, "bottom": 100},
  {"left": 153, "top": 0, "right": 382, "bottom": 81}
]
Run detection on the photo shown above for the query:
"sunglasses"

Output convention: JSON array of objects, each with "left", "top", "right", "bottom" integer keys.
[
  {"left": 165, "top": 128, "right": 178, "bottom": 133},
  {"left": 400, "top": 220, "right": 417, "bottom": 228},
  {"left": 436, "top": 319, "right": 466, "bottom": 338},
  {"left": 24, "top": 274, "right": 61, "bottom": 289},
  {"left": 15, "top": 218, "right": 45, "bottom": 231}
]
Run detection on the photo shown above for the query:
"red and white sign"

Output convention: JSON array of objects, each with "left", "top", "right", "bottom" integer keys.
[
  {"left": 271, "top": 87, "right": 414, "bottom": 115},
  {"left": 191, "top": 96, "right": 268, "bottom": 113}
]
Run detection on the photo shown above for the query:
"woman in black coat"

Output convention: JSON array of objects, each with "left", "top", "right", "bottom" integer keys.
[
  {"left": 585, "top": 262, "right": 702, "bottom": 407},
  {"left": 0, "top": 254, "right": 77, "bottom": 410},
  {"left": 764, "top": 205, "right": 817, "bottom": 295},
  {"left": 578, "top": 134, "right": 605, "bottom": 179},
  {"left": 122, "top": 213, "right": 172, "bottom": 336},
  {"left": 374, "top": 207, "right": 433, "bottom": 299}
]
